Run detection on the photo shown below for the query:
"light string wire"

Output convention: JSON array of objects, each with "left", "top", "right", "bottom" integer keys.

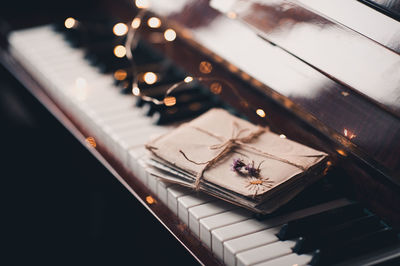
[{"left": 123, "top": 9, "right": 252, "bottom": 109}]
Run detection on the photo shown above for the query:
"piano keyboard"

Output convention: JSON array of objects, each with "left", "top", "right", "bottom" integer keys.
[{"left": 8, "top": 22, "right": 400, "bottom": 266}]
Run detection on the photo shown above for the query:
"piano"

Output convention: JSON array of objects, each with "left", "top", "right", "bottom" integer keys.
[{"left": 1, "top": 0, "right": 400, "bottom": 265}]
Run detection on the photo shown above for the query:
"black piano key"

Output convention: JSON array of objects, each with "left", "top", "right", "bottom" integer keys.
[
  {"left": 278, "top": 203, "right": 366, "bottom": 240},
  {"left": 293, "top": 214, "right": 382, "bottom": 253},
  {"left": 153, "top": 99, "right": 220, "bottom": 125},
  {"left": 113, "top": 62, "right": 170, "bottom": 85},
  {"left": 255, "top": 177, "right": 342, "bottom": 220},
  {"left": 143, "top": 91, "right": 213, "bottom": 117},
  {"left": 121, "top": 69, "right": 186, "bottom": 95},
  {"left": 309, "top": 227, "right": 399, "bottom": 265}
]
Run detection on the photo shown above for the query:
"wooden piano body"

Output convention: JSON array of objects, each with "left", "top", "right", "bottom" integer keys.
[{"left": 1, "top": 0, "right": 400, "bottom": 265}]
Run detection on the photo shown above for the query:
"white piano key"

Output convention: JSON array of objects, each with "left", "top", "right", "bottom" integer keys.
[
  {"left": 147, "top": 173, "right": 159, "bottom": 194},
  {"left": 200, "top": 209, "right": 252, "bottom": 249},
  {"left": 253, "top": 253, "right": 312, "bottom": 266},
  {"left": 212, "top": 218, "right": 281, "bottom": 260},
  {"left": 236, "top": 241, "right": 296, "bottom": 266},
  {"left": 224, "top": 227, "right": 281, "bottom": 266},
  {"left": 211, "top": 198, "right": 350, "bottom": 260},
  {"left": 157, "top": 180, "right": 174, "bottom": 205},
  {"left": 178, "top": 194, "right": 215, "bottom": 225},
  {"left": 167, "top": 186, "right": 193, "bottom": 215},
  {"left": 8, "top": 26, "right": 356, "bottom": 266},
  {"left": 115, "top": 127, "right": 167, "bottom": 166},
  {"left": 136, "top": 159, "right": 150, "bottom": 185},
  {"left": 188, "top": 201, "right": 236, "bottom": 237},
  {"left": 127, "top": 147, "right": 146, "bottom": 175}
]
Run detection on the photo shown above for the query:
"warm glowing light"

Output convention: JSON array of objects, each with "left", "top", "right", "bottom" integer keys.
[
  {"left": 143, "top": 72, "right": 157, "bottom": 85},
  {"left": 199, "top": 61, "right": 212, "bottom": 74},
  {"left": 228, "top": 64, "right": 239, "bottom": 72},
  {"left": 336, "top": 149, "right": 347, "bottom": 156},
  {"left": 164, "top": 28, "right": 176, "bottom": 41},
  {"left": 184, "top": 76, "right": 193, "bottom": 83},
  {"left": 279, "top": 134, "right": 286, "bottom": 139},
  {"left": 114, "top": 69, "right": 127, "bottom": 80},
  {"left": 189, "top": 102, "right": 201, "bottom": 111},
  {"left": 75, "top": 77, "right": 87, "bottom": 89},
  {"left": 146, "top": 195, "right": 156, "bottom": 204},
  {"left": 250, "top": 179, "right": 263, "bottom": 185},
  {"left": 341, "top": 91, "right": 349, "bottom": 97},
  {"left": 210, "top": 82, "right": 222, "bottom": 94},
  {"left": 147, "top": 17, "right": 161, "bottom": 28},
  {"left": 113, "top": 23, "right": 128, "bottom": 36},
  {"left": 164, "top": 96, "right": 176, "bottom": 106},
  {"left": 240, "top": 72, "right": 251, "bottom": 80},
  {"left": 85, "top": 137, "right": 96, "bottom": 148},
  {"left": 256, "top": 108, "right": 266, "bottom": 118},
  {"left": 132, "top": 86, "right": 140, "bottom": 96},
  {"left": 227, "top": 11, "right": 237, "bottom": 19},
  {"left": 131, "top": 17, "right": 141, "bottom": 29},
  {"left": 113, "top": 45, "right": 126, "bottom": 58},
  {"left": 343, "top": 128, "right": 356, "bottom": 139},
  {"left": 64, "top": 17, "right": 76, "bottom": 29},
  {"left": 135, "top": 0, "right": 150, "bottom": 8}
]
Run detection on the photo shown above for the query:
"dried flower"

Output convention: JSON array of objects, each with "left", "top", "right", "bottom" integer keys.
[
  {"left": 231, "top": 158, "right": 245, "bottom": 172},
  {"left": 245, "top": 176, "right": 274, "bottom": 197},
  {"left": 245, "top": 161, "right": 264, "bottom": 177}
]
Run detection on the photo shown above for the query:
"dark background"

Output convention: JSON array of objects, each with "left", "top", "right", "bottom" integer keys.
[{"left": 0, "top": 1, "right": 198, "bottom": 265}]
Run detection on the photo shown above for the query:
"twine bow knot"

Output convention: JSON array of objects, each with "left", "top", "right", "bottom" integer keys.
[{"left": 180, "top": 122, "right": 271, "bottom": 190}]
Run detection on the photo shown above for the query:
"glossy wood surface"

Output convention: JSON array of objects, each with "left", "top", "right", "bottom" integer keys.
[
  {"left": 146, "top": 0, "right": 400, "bottom": 184},
  {"left": 1, "top": 1, "right": 400, "bottom": 263},
  {"left": 233, "top": 0, "right": 400, "bottom": 114}
]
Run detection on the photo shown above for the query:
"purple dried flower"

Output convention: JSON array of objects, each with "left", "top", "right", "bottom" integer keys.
[
  {"left": 245, "top": 161, "right": 263, "bottom": 177},
  {"left": 231, "top": 158, "right": 245, "bottom": 172}
]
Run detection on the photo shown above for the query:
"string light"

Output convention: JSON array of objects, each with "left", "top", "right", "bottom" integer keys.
[
  {"left": 113, "top": 45, "right": 126, "bottom": 58},
  {"left": 256, "top": 108, "right": 266, "bottom": 118},
  {"left": 184, "top": 76, "right": 193, "bottom": 83},
  {"left": 143, "top": 72, "right": 157, "bottom": 84},
  {"left": 64, "top": 17, "right": 77, "bottom": 29},
  {"left": 135, "top": 0, "right": 150, "bottom": 9},
  {"left": 210, "top": 82, "right": 222, "bottom": 94},
  {"left": 132, "top": 86, "right": 140, "bottom": 96},
  {"left": 145, "top": 195, "right": 156, "bottom": 204},
  {"left": 199, "top": 61, "right": 212, "bottom": 74},
  {"left": 227, "top": 11, "right": 237, "bottom": 19},
  {"left": 113, "top": 23, "right": 128, "bottom": 36},
  {"left": 85, "top": 137, "right": 96, "bottom": 148},
  {"left": 164, "top": 96, "right": 176, "bottom": 106},
  {"left": 147, "top": 17, "right": 161, "bottom": 28},
  {"left": 279, "top": 134, "right": 286, "bottom": 139},
  {"left": 114, "top": 69, "right": 127, "bottom": 81},
  {"left": 131, "top": 17, "right": 141, "bottom": 29},
  {"left": 164, "top": 29, "right": 176, "bottom": 41}
]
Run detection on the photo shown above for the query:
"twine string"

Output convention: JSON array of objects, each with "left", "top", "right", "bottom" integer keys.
[{"left": 179, "top": 122, "right": 309, "bottom": 190}]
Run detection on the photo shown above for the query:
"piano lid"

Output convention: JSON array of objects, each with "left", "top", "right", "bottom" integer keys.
[{"left": 146, "top": 0, "right": 400, "bottom": 186}]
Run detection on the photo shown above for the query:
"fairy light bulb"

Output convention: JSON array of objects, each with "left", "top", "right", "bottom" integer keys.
[
  {"left": 256, "top": 108, "right": 266, "bottom": 118},
  {"left": 113, "top": 45, "right": 126, "bottom": 58},
  {"left": 147, "top": 17, "right": 161, "bottom": 28},
  {"left": 135, "top": 0, "right": 150, "bottom": 9},
  {"left": 143, "top": 72, "right": 157, "bottom": 84},
  {"left": 184, "top": 76, "right": 193, "bottom": 83},
  {"left": 64, "top": 17, "right": 76, "bottom": 29},
  {"left": 131, "top": 17, "right": 141, "bottom": 29},
  {"left": 164, "top": 29, "right": 176, "bottom": 41},
  {"left": 113, "top": 23, "right": 128, "bottom": 36}
]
